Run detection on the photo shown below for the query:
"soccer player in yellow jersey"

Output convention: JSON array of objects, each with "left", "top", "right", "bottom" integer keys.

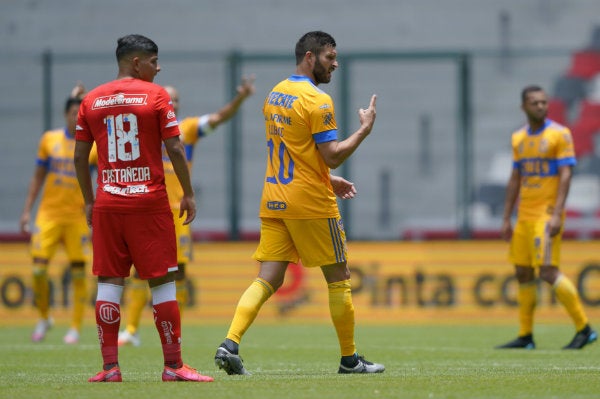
[
  {"left": 20, "top": 85, "right": 97, "bottom": 344},
  {"left": 496, "top": 85, "right": 597, "bottom": 350},
  {"left": 214, "top": 31, "right": 385, "bottom": 375},
  {"left": 117, "top": 76, "right": 256, "bottom": 347}
]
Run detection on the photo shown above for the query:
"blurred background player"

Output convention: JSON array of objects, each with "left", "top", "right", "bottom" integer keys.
[
  {"left": 117, "top": 76, "right": 256, "bottom": 347},
  {"left": 496, "top": 85, "right": 597, "bottom": 350},
  {"left": 20, "top": 83, "right": 96, "bottom": 344}
]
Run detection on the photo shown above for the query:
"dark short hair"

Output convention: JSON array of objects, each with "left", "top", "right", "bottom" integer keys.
[
  {"left": 521, "top": 85, "right": 545, "bottom": 103},
  {"left": 115, "top": 34, "right": 158, "bottom": 62},
  {"left": 295, "top": 31, "right": 336, "bottom": 65},
  {"left": 64, "top": 96, "right": 82, "bottom": 113}
]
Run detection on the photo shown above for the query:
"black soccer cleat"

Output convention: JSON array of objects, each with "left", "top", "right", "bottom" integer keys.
[
  {"left": 563, "top": 325, "right": 598, "bottom": 349},
  {"left": 214, "top": 345, "right": 251, "bottom": 375},
  {"left": 495, "top": 334, "right": 536, "bottom": 349},
  {"left": 338, "top": 354, "right": 385, "bottom": 374}
]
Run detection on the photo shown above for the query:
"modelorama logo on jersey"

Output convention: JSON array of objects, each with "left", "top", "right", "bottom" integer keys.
[
  {"left": 92, "top": 93, "right": 148, "bottom": 109},
  {"left": 1, "top": 262, "right": 599, "bottom": 311}
]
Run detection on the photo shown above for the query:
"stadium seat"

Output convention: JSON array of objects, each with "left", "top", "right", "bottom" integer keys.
[
  {"left": 485, "top": 151, "right": 513, "bottom": 185},
  {"left": 571, "top": 121, "right": 598, "bottom": 158},
  {"left": 566, "top": 50, "right": 600, "bottom": 79},
  {"left": 575, "top": 153, "right": 600, "bottom": 176},
  {"left": 587, "top": 73, "right": 600, "bottom": 102},
  {"left": 547, "top": 98, "right": 568, "bottom": 125},
  {"left": 565, "top": 174, "right": 600, "bottom": 216},
  {"left": 570, "top": 100, "right": 600, "bottom": 157},
  {"left": 590, "top": 25, "right": 600, "bottom": 51},
  {"left": 577, "top": 99, "right": 600, "bottom": 122},
  {"left": 553, "top": 76, "right": 588, "bottom": 107},
  {"left": 475, "top": 183, "right": 506, "bottom": 216}
]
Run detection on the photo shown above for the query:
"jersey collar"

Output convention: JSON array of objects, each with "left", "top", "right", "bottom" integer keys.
[
  {"left": 527, "top": 119, "right": 550, "bottom": 136},
  {"left": 289, "top": 74, "right": 315, "bottom": 84}
]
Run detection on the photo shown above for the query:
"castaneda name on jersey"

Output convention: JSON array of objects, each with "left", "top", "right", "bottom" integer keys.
[
  {"left": 103, "top": 166, "right": 151, "bottom": 184},
  {"left": 101, "top": 166, "right": 151, "bottom": 196}
]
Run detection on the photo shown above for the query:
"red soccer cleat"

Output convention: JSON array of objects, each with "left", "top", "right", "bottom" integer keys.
[
  {"left": 88, "top": 366, "right": 122, "bottom": 382},
  {"left": 162, "top": 364, "right": 214, "bottom": 382}
]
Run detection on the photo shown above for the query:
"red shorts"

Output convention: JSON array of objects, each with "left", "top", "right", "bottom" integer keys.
[{"left": 91, "top": 210, "right": 177, "bottom": 279}]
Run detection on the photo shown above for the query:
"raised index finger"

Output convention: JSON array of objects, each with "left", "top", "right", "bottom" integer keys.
[{"left": 369, "top": 94, "right": 377, "bottom": 109}]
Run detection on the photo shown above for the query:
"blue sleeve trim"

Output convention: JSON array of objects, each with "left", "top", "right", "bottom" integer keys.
[
  {"left": 557, "top": 156, "right": 577, "bottom": 167},
  {"left": 313, "top": 129, "right": 338, "bottom": 144}
]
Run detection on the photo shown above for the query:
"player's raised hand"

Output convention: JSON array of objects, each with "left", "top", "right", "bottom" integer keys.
[
  {"left": 70, "top": 81, "right": 87, "bottom": 99},
  {"left": 237, "top": 75, "right": 256, "bottom": 98},
  {"left": 358, "top": 94, "right": 377, "bottom": 133}
]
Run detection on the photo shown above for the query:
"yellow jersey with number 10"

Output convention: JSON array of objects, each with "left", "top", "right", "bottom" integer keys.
[
  {"left": 259, "top": 75, "right": 339, "bottom": 219},
  {"left": 512, "top": 119, "right": 577, "bottom": 220}
]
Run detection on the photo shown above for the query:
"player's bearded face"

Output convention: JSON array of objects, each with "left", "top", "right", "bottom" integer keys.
[
  {"left": 313, "top": 56, "right": 330, "bottom": 84},
  {"left": 312, "top": 47, "right": 337, "bottom": 85}
]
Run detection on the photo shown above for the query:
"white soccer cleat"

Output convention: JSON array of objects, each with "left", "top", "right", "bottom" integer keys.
[{"left": 117, "top": 330, "right": 141, "bottom": 347}]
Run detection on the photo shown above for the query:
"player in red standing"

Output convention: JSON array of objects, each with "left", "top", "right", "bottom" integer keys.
[{"left": 74, "top": 34, "right": 213, "bottom": 382}]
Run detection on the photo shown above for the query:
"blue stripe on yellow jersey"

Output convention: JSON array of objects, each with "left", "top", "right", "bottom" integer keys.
[
  {"left": 36, "top": 128, "right": 97, "bottom": 222},
  {"left": 511, "top": 119, "right": 576, "bottom": 220}
]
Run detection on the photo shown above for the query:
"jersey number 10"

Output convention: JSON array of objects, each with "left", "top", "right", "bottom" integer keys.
[{"left": 266, "top": 138, "right": 294, "bottom": 185}]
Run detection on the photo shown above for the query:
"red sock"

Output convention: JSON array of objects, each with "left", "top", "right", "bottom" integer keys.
[
  {"left": 153, "top": 300, "right": 182, "bottom": 367},
  {"left": 95, "top": 300, "right": 120, "bottom": 367}
]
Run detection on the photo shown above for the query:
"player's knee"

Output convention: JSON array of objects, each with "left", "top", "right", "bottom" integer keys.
[
  {"left": 539, "top": 266, "right": 560, "bottom": 284},
  {"left": 32, "top": 265, "right": 48, "bottom": 277}
]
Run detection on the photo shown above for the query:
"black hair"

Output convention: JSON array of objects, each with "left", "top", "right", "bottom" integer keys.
[
  {"left": 521, "top": 85, "right": 544, "bottom": 103},
  {"left": 64, "top": 96, "right": 82, "bottom": 113},
  {"left": 295, "top": 31, "right": 336, "bottom": 65},
  {"left": 115, "top": 34, "right": 158, "bottom": 62}
]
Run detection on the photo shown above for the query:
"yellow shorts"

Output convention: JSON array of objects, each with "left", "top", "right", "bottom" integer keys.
[
  {"left": 31, "top": 216, "right": 90, "bottom": 262},
  {"left": 173, "top": 210, "right": 192, "bottom": 265},
  {"left": 252, "top": 217, "right": 347, "bottom": 268},
  {"left": 509, "top": 218, "right": 562, "bottom": 267}
]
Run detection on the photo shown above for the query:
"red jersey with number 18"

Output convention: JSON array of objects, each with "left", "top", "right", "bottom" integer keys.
[{"left": 76, "top": 77, "right": 180, "bottom": 213}]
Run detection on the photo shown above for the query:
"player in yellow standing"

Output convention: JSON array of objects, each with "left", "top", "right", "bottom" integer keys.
[
  {"left": 117, "top": 76, "right": 256, "bottom": 346},
  {"left": 20, "top": 84, "right": 96, "bottom": 344},
  {"left": 214, "top": 31, "right": 384, "bottom": 374},
  {"left": 496, "top": 85, "right": 597, "bottom": 350}
]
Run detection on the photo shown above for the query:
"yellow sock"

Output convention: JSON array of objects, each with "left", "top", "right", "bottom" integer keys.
[
  {"left": 328, "top": 279, "right": 356, "bottom": 357},
  {"left": 71, "top": 268, "right": 87, "bottom": 330},
  {"left": 553, "top": 275, "right": 588, "bottom": 331},
  {"left": 175, "top": 279, "right": 188, "bottom": 314},
  {"left": 125, "top": 277, "right": 149, "bottom": 335},
  {"left": 226, "top": 278, "right": 274, "bottom": 343},
  {"left": 32, "top": 265, "right": 50, "bottom": 320},
  {"left": 517, "top": 282, "right": 537, "bottom": 337}
]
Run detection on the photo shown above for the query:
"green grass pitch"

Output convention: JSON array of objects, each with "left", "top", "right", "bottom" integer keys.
[{"left": 1, "top": 323, "right": 599, "bottom": 399}]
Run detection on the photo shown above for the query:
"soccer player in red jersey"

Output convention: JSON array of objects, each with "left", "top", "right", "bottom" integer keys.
[
  {"left": 118, "top": 77, "right": 256, "bottom": 348},
  {"left": 74, "top": 34, "right": 213, "bottom": 382}
]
